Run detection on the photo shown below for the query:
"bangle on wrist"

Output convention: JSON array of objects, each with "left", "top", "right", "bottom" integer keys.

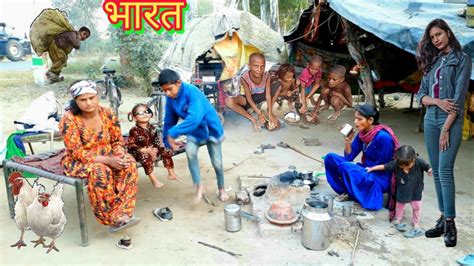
[{"left": 442, "top": 128, "right": 449, "bottom": 133}]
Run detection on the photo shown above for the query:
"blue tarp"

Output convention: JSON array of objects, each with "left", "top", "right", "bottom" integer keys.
[{"left": 328, "top": 0, "right": 474, "bottom": 79}]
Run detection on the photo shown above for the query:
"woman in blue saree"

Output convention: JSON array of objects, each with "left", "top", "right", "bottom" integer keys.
[{"left": 324, "top": 104, "right": 399, "bottom": 211}]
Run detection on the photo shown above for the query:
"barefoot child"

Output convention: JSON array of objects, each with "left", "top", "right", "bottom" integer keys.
[
  {"left": 299, "top": 55, "right": 323, "bottom": 114},
  {"left": 316, "top": 65, "right": 352, "bottom": 121},
  {"left": 367, "top": 145, "right": 432, "bottom": 238},
  {"left": 159, "top": 69, "right": 229, "bottom": 204},
  {"left": 271, "top": 63, "right": 300, "bottom": 111},
  {"left": 127, "top": 103, "right": 180, "bottom": 188},
  {"left": 225, "top": 52, "right": 278, "bottom": 131}
]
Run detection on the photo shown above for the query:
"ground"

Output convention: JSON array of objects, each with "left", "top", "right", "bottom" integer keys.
[{"left": 0, "top": 66, "right": 473, "bottom": 265}]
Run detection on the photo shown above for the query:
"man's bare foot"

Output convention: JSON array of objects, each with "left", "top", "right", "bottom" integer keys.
[
  {"left": 218, "top": 188, "right": 229, "bottom": 202},
  {"left": 193, "top": 184, "right": 204, "bottom": 205},
  {"left": 318, "top": 104, "right": 330, "bottom": 113},
  {"left": 327, "top": 111, "right": 341, "bottom": 121}
]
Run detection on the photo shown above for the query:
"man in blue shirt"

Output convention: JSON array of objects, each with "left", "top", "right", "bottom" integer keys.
[{"left": 160, "top": 69, "right": 229, "bottom": 204}]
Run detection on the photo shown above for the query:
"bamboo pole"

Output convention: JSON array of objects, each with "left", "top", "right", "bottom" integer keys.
[{"left": 341, "top": 18, "right": 375, "bottom": 106}]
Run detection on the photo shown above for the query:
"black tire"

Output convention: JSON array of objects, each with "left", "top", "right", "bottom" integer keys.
[
  {"left": 95, "top": 80, "right": 107, "bottom": 99},
  {"left": 111, "top": 98, "right": 120, "bottom": 117},
  {"left": 6, "top": 40, "right": 23, "bottom": 61},
  {"left": 147, "top": 96, "right": 162, "bottom": 128}
]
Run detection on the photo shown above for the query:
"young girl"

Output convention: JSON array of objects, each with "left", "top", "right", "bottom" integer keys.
[
  {"left": 127, "top": 103, "right": 180, "bottom": 188},
  {"left": 271, "top": 63, "right": 300, "bottom": 111},
  {"left": 367, "top": 145, "right": 432, "bottom": 238}
]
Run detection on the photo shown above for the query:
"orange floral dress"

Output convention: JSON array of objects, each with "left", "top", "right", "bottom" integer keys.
[{"left": 59, "top": 106, "right": 138, "bottom": 226}]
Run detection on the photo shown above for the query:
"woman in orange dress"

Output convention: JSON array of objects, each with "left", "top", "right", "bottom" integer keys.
[{"left": 59, "top": 80, "right": 140, "bottom": 233}]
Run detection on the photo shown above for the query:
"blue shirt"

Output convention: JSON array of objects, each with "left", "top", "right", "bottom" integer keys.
[{"left": 162, "top": 82, "right": 224, "bottom": 148}]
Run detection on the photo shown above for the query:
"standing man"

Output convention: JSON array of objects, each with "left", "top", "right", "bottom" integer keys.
[
  {"left": 159, "top": 69, "right": 229, "bottom": 204},
  {"left": 30, "top": 8, "right": 90, "bottom": 83}
]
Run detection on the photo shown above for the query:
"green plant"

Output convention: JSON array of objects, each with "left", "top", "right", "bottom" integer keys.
[{"left": 111, "top": 27, "right": 170, "bottom": 94}]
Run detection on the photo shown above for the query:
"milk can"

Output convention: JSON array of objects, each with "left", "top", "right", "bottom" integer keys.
[
  {"left": 224, "top": 204, "right": 241, "bottom": 232},
  {"left": 301, "top": 200, "right": 332, "bottom": 250}
]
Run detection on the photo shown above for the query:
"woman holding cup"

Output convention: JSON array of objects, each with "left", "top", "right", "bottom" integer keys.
[{"left": 324, "top": 104, "right": 399, "bottom": 210}]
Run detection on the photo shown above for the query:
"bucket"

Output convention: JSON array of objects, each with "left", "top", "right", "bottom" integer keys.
[
  {"left": 468, "top": 1, "right": 474, "bottom": 28},
  {"left": 224, "top": 204, "right": 241, "bottom": 232},
  {"left": 32, "top": 56, "right": 47, "bottom": 86},
  {"left": 301, "top": 200, "right": 332, "bottom": 250}
]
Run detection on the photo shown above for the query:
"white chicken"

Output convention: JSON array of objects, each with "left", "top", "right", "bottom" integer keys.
[
  {"left": 9, "top": 172, "right": 39, "bottom": 249},
  {"left": 27, "top": 183, "right": 67, "bottom": 253}
]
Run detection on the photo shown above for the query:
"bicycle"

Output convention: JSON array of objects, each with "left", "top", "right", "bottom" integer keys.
[
  {"left": 96, "top": 59, "right": 122, "bottom": 116},
  {"left": 147, "top": 79, "right": 167, "bottom": 132}
]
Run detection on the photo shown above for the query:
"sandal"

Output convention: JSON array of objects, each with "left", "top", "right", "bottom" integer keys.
[
  {"left": 109, "top": 216, "right": 141, "bottom": 233},
  {"left": 457, "top": 254, "right": 474, "bottom": 266},
  {"left": 116, "top": 236, "right": 133, "bottom": 250},
  {"left": 403, "top": 228, "right": 425, "bottom": 238},
  {"left": 153, "top": 207, "right": 173, "bottom": 221},
  {"left": 394, "top": 223, "right": 408, "bottom": 232}
]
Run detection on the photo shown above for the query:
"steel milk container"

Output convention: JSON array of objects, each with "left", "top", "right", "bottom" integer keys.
[
  {"left": 301, "top": 200, "right": 332, "bottom": 250},
  {"left": 224, "top": 204, "right": 242, "bottom": 232}
]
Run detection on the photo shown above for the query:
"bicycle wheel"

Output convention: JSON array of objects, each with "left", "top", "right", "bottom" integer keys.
[
  {"left": 147, "top": 96, "right": 161, "bottom": 127},
  {"left": 95, "top": 80, "right": 107, "bottom": 100},
  {"left": 108, "top": 82, "right": 121, "bottom": 116}
]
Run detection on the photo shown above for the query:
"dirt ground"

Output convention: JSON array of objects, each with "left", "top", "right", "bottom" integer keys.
[{"left": 0, "top": 78, "right": 473, "bottom": 265}]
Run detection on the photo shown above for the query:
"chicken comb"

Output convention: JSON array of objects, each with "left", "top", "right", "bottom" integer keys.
[{"left": 8, "top": 172, "right": 23, "bottom": 184}]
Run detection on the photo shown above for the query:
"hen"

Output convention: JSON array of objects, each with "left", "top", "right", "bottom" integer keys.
[
  {"left": 9, "top": 172, "right": 39, "bottom": 249},
  {"left": 27, "top": 183, "right": 67, "bottom": 253}
]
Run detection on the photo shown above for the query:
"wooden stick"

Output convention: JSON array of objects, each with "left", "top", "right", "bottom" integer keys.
[
  {"left": 350, "top": 229, "right": 361, "bottom": 265},
  {"left": 202, "top": 192, "right": 217, "bottom": 207},
  {"left": 198, "top": 241, "right": 242, "bottom": 257},
  {"left": 286, "top": 144, "right": 323, "bottom": 163},
  {"left": 224, "top": 158, "right": 250, "bottom": 173}
]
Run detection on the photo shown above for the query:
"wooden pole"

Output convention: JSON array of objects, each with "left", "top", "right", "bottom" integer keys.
[
  {"left": 242, "top": 0, "right": 250, "bottom": 12},
  {"left": 341, "top": 18, "right": 375, "bottom": 106},
  {"left": 260, "top": 0, "right": 268, "bottom": 26},
  {"left": 269, "top": 0, "right": 280, "bottom": 33}
]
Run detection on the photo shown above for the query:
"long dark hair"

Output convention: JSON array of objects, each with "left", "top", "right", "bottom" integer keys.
[{"left": 416, "top": 18, "right": 462, "bottom": 73}]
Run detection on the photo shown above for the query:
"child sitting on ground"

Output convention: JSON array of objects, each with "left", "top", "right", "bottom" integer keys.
[
  {"left": 271, "top": 63, "right": 300, "bottom": 111},
  {"left": 226, "top": 52, "right": 278, "bottom": 131},
  {"left": 367, "top": 145, "right": 432, "bottom": 238},
  {"left": 315, "top": 65, "right": 352, "bottom": 121},
  {"left": 127, "top": 103, "right": 180, "bottom": 188},
  {"left": 298, "top": 55, "right": 323, "bottom": 114}
]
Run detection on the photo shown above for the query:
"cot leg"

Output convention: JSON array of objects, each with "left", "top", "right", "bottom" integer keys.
[
  {"left": 75, "top": 180, "right": 89, "bottom": 246},
  {"left": 3, "top": 161, "right": 15, "bottom": 218}
]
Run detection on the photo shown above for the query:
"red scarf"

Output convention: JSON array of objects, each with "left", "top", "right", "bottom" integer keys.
[{"left": 359, "top": 124, "right": 400, "bottom": 221}]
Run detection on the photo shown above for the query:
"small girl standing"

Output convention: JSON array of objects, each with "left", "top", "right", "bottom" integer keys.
[
  {"left": 367, "top": 145, "right": 432, "bottom": 238},
  {"left": 127, "top": 103, "right": 180, "bottom": 188}
]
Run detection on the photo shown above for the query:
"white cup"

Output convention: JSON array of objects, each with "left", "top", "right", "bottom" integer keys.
[{"left": 340, "top": 123, "right": 353, "bottom": 137}]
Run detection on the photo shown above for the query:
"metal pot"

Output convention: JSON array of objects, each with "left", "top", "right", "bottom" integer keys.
[
  {"left": 224, "top": 204, "right": 241, "bottom": 232},
  {"left": 301, "top": 200, "right": 332, "bottom": 251},
  {"left": 312, "top": 194, "right": 335, "bottom": 215}
]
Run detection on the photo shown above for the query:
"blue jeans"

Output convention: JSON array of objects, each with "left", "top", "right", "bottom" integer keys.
[
  {"left": 424, "top": 108, "right": 462, "bottom": 218},
  {"left": 185, "top": 140, "right": 224, "bottom": 189}
]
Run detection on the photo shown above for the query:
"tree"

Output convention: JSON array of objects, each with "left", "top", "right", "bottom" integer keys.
[{"left": 52, "top": 0, "right": 102, "bottom": 52}]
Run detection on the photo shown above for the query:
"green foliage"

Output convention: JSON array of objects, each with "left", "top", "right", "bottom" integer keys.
[
  {"left": 197, "top": 0, "right": 214, "bottom": 16},
  {"left": 111, "top": 26, "right": 170, "bottom": 94},
  {"left": 248, "top": 0, "right": 309, "bottom": 34},
  {"left": 51, "top": 0, "right": 102, "bottom": 53}
]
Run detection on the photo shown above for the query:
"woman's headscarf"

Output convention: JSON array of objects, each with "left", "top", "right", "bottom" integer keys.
[{"left": 69, "top": 80, "right": 98, "bottom": 98}]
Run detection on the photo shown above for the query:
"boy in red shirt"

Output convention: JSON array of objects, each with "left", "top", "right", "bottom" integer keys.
[{"left": 299, "top": 55, "right": 323, "bottom": 114}]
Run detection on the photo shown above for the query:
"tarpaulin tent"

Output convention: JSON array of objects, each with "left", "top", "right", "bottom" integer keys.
[
  {"left": 327, "top": 0, "right": 474, "bottom": 79},
  {"left": 158, "top": 8, "right": 287, "bottom": 81}
]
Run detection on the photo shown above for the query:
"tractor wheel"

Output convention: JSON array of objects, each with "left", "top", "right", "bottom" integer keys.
[{"left": 6, "top": 40, "right": 23, "bottom": 61}]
